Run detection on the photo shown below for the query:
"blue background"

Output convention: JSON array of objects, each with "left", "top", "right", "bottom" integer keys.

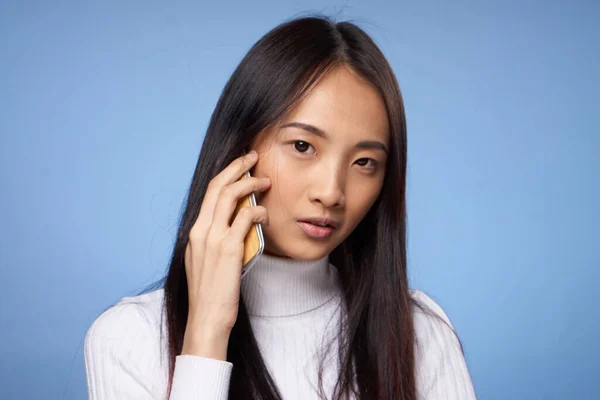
[{"left": 1, "top": 1, "right": 598, "bottom": 398}]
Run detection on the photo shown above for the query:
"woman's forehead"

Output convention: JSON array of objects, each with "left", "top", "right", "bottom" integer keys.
[{"left": 281, "top": 71, "right": 388, "bottom": 144}]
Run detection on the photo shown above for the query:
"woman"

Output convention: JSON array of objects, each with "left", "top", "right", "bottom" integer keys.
[{"left": 84, "top": 15, "right": 476, "bottom": 400}]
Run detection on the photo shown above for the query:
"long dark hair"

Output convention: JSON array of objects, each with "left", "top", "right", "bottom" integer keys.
[{"left": 141, "top": 14, "right": 462, "bottom": 400}]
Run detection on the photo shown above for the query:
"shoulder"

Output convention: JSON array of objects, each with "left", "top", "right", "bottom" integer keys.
[
  {"left": 408, "top": 291, "right": 476, "bottom": 398},
  {"left": 409, "top": 289, "right": 454, "bottom": 329},
  {"left": 84, "top": 289, "right": 169, "bottom": 396},
  {"left": 408, "top": 289, "right": 464, "bottom": 364},
  {"left": 84, "top": 288, "right": 166, "bottom": 354}
]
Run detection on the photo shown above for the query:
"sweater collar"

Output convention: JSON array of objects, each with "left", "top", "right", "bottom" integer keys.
[{"left": 240, "top": 252, "right": 341, "bottom": 317}]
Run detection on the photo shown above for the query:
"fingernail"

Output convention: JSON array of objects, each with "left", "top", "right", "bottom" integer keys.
[{"left": 248, "top": 150, "right": 257, "bottom": 158}]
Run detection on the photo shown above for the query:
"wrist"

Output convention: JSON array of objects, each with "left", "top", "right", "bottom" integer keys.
[{"left": 181, "top": 326, "right": 230, "bottom": 361}]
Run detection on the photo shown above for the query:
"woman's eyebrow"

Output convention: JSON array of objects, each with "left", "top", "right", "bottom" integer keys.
[{"left": 280, "top": 121, "right": 388, "bottom": 154}]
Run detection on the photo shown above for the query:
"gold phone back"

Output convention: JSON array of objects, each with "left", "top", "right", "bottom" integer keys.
[{"left": 233, "top": 172, "right": 264, "bottom": 268}]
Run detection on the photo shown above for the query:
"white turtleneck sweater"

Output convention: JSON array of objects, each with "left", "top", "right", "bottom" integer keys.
[{"left": 84, "top": 254, "right": 476, "bottom": 399}]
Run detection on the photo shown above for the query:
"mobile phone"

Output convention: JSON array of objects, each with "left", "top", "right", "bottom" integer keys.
[{"left": 233, "top": 169, "right": 265, "bottom": 279}]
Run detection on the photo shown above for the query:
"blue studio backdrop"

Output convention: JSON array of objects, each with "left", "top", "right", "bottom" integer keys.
[{"left": 1, "top": 1, "right": 598, "bottom": 399}]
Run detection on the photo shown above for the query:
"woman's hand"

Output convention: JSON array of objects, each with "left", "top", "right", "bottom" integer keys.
[{"left": 181, "top": 150, "right": 271, "bottom": 361}]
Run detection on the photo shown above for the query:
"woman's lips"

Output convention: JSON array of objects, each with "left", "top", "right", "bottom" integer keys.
[{"left": 297, "top": 221, "right": 335, "bottom": 238}]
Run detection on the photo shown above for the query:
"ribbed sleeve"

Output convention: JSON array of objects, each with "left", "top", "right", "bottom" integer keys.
[
  {"left": 170, "top": 355, "right": 232, "bottom": 399},
  {"left": 83, "top": 298, "right": 233, "bottom": 399}
]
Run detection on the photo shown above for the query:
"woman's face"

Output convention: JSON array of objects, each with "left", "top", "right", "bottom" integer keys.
[{"left": 250, "top": 66, "right": 390, "bottom": 260}]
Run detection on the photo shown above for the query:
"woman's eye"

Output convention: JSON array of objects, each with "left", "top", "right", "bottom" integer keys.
[
  {"left": 292, "top": 141, "right": 315, "bottom": 154},
  {"left": 356, "top": 158, "right": 377, "bottom": 170}
]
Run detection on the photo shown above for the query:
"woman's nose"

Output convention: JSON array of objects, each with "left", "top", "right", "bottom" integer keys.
[{"left": 308, "top": 172, "right": 346, "bottom": 209}]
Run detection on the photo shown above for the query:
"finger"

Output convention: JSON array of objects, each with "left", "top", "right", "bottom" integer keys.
[
  {"left": 212, "top": 150, "right": 259, "bottom": 188},
  {"left": 228, "top": 206, "right": 268, "bottom": 242},
  {"left": 210, "top": 176, "right": 270, "bottom": 236},
  {"left": 218, "top": 206, "right": 268, "bottom": 271},
  {"left": 190, "top": 152, "right": 258, "bottom": 239}
]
